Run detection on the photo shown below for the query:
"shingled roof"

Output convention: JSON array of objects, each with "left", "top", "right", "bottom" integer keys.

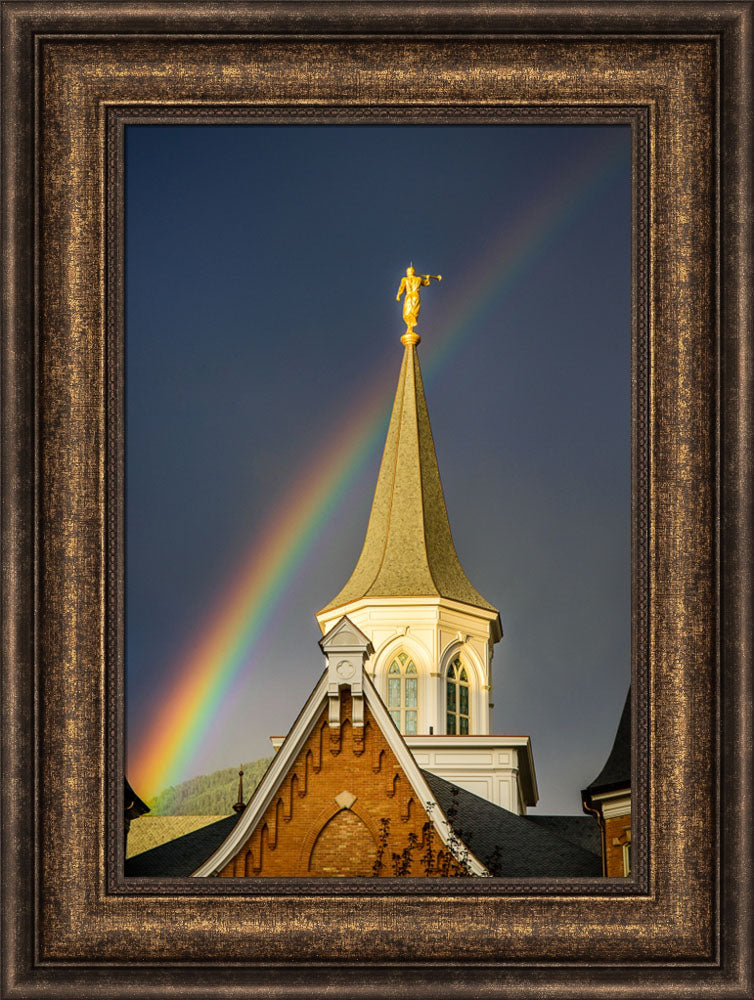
[
  {"left": 125, "top": 815, "right": 239, "bottom": 877},
  {"left": 126, "top": 780, "right": 603, "bottom": 879},
  {"left": 525, "top": 813, "right": 602, "bottom": 857},
  {"left": 423, "top": 771, "right": 602, "bottom": 878},
  {"left": 584, "top": 687, "right": 631, "bottom": 797}
]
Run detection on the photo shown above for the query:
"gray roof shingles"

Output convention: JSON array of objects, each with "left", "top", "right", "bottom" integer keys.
[
  {"left": 423, "top": 771, "right": 602, "bottom": 878},
  {"left": 124, "top": 814, "right": 239, "bottom": 877},
  {"left": 525, "top": 814, "right": 602, "bottom": 857}
]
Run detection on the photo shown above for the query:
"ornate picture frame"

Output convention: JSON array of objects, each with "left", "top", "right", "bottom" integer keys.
[{"left": 2, "top": 3, "right": 751, "bottom": 996}]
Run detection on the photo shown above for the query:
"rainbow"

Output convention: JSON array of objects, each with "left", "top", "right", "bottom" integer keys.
[{"left": 128, "top": 134, "right": 628, "bottom": 800}]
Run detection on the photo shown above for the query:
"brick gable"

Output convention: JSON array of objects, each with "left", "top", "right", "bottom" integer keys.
[{"left": 218, "top": 690, "right": 466, "bottom": 877}]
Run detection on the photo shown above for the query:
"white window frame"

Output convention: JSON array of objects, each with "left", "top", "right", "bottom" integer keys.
[
  {"left": 445, "top": 656, "right": 470, "bottom": 735},
  {"left": 386, "top": 653, "right": 419, "bottom": 735}
]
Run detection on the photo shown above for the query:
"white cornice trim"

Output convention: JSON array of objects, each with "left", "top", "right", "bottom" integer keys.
[
  {"left": 403, "top": 734, "right": 531, "bottom": 747},
  {"left": 403, "top": 735, "right": 539, "bottom": 808},
  {"left": 316, "top": 595, "right": 501, "bottom": 632},
  {"left": 591, "top": 790, "right": 631, "bottom": 819}
]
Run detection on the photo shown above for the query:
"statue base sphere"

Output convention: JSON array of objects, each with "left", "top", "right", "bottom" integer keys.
[{"left": 401, "top": 331, "right": 421, "bottom": 346}]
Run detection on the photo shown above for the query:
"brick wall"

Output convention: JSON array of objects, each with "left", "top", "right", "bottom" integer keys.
[
  {"left": 604, "top": 813, "right": 631, "bottom": 877},
  {"left": 309, "top": 808, "right": 376, "bottom": 876},
  {"left": 219, "top": 691, "right": 465, "bottom": 877}
]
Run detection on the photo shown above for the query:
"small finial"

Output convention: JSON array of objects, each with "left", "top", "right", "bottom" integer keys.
[
  {"left": 395, "top": 265, "right": 442, "bottom": 346},
  {"left": 232, "top": 766, "right": 245, "bottom": 814}
]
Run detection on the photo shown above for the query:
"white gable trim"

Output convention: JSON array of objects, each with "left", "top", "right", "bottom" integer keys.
[
  {"left": 192, "top": 664, "right": 489, "bottom": 878},
  {"left": 191, "top": 670, "right": 330, "bottom": 877}
]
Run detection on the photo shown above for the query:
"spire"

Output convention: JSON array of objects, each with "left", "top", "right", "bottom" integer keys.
[
  {"left": 232, "top": 767, "right": 245, "bottom": 814},
  {"left": 319, "top": 337, "right": 500, "bottom": 636}
]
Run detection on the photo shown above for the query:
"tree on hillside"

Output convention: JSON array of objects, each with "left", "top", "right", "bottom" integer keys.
[{"left": 148, "top": 757, "right": 273, "bottom": 815}]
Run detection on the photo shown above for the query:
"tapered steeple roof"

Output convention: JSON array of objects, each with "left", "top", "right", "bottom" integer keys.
[
  {"left": 319, "top": 339, "right": 500, "bottom": 635},
  {"left": 583, "top": 688, "right": 631, "bottom": 796}
]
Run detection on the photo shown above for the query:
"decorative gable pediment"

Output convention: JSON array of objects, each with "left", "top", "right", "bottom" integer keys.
[
  {"left": 319, "top": 616, "right": 373, "bottom": 733},
  {"left": 319, "top": 616, "right": 373, "bottom": 655}
]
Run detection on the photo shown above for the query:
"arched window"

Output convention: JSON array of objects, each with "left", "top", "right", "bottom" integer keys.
[
  {"left": 387, "top": 653, "right": 418, "bottom": 735},
  {"left": 446, "top": 657, "right": 469, "bottom": 734}
]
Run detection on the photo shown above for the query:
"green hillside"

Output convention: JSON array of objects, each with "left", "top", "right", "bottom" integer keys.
[{"left": 147, "top": 757, "right": 273, "bottom": 815}]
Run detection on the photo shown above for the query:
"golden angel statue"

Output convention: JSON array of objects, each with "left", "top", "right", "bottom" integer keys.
[{"left": 396, "top": 266, "right": 442, "bottom": 342}]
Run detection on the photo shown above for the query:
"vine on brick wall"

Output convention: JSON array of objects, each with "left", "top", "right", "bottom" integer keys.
[{"left": 372, "top": 790, "right": 477, "bottom": 877}]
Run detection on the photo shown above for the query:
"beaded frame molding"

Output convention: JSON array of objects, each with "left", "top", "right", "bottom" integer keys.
[{"left": 105, "top": 102, "right": 649, "bottom": 899}]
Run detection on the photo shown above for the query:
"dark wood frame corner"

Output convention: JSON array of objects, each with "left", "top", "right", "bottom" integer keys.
[{"left": 2, "top": 3, "right": 752, "bottom": 998}]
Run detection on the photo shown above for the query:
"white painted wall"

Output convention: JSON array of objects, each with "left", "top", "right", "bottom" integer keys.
[{"left": 404, "top": 735, "right": 538, "bottom": 815}]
